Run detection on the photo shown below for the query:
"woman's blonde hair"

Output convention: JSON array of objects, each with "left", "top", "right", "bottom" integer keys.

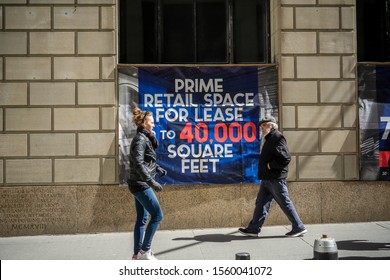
[{"left": 132, "top": 107, "right": 153, "bottom": 127}]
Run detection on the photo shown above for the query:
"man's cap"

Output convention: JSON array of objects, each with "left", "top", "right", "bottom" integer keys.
[{"left": 258, "top": 116, "right": 277, "bottom": 126}]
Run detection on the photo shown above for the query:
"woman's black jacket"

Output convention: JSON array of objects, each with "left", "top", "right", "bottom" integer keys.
[{"left": 128, "top": 132, "right": 159, "bottom": 192}]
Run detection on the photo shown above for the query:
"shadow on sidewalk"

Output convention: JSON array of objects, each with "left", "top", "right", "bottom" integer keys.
[
  {"left": 155, "top": 231, "right": 286, "bottom": 258},
  {"left": 173, "top": 232, "right": 286, "bottom": 242},
  {"left": 339, "top": 256, "right": 390, "bottom": 260},
  {"left": 337, "top": 240, "right": 390, "bottom": 251},
  {"left": 335, "top": 240, "right": 390, "bottom": 260}
]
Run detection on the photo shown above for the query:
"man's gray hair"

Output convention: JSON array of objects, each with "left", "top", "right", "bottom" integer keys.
[
  {"left": 259, "top": 116, "right": 278, "bottom": 130},
  {"left": 266, "top": 121, "right": 278, "bottom": 130}
]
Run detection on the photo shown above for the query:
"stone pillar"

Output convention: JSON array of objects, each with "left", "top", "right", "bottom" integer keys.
[{"left": 273, "top": 0, "right": 358, "bottom": 181}]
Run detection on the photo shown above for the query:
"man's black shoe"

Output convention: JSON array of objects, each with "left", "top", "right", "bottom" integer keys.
[
  {"left": 238, "top": 227, "right": 259, "bottom": 237},
  {"left": 285, "top": 228, "right": 307, "bottom": 237}
]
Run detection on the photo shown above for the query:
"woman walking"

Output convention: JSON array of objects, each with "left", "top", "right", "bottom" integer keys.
[{"left": 128, "top": 107, "right": 167, "bottom": 260}]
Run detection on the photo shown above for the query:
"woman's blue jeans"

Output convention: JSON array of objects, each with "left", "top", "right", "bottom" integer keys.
[
  {"left": 248, "top": 179, "right": 305, "bottom": 233},
  {"left": 132, "top": 187, "right": 163, "bottom": 255}
]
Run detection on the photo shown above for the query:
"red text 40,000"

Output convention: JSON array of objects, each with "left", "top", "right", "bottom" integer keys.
[{"left": 179, "top": 122, "right": 257, "bottom": 143}]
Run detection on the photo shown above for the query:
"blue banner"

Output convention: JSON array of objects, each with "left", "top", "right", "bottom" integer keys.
[
  {"left": 119, "top": 66, "right": 278, "bottom": 185},
  {"left": 359, "top": 64, "right": 390, "bottom": 180}
]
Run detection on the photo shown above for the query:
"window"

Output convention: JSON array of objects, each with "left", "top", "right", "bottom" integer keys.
[
  {"left": 119, "top": 0, "right": 269, "bottom": 64},
  {"left": 357, "top": 0, "right": 390, "bottom": 62}
]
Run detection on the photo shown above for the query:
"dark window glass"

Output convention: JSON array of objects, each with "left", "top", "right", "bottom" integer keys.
[
  {"left": 162, "top": 0, "right": 194, "bottom": 63},
  {"left": 143, "top": 1, "right": 158, "bottom": 62},
  {"left": 197, "top": 0, "right": 228, "bottom": 63},
  {"left": 119, "top": 0, "right": 269, "bottom": 64},
  {"left": 119, "top": 0, "right": 157, "bottom": 63},
  {"left": 357, "top": 0, "right": 390, "bottom": 62},
  {"left": 233, "top": 0, "right": 268, "bottom": 63}
]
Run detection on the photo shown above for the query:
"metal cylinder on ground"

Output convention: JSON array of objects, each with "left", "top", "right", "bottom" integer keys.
[
  {"left": 235, "top": 252, "right": 250, "bottom": 260},
  {"left": 313, "top": 234, "right": 338, "bottom": 260}
]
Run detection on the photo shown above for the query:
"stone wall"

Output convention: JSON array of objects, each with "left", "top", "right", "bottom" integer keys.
[
  {"left": 274, "top": 0, "right": 358, "bottom": 181},
  {"left": 2, "top": 182, "right": 390, "bottom": 236},
  {"left": 0, "top": 1, "right": 359, "bottom": 183},
  {"left": 1, "top": 0, "right": 389, "bottom": 237},
  {"left": 0, "top": 0, "right": 117, "bottom": 185}
]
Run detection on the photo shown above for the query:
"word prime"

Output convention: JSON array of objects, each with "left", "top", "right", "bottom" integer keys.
[{"left": 175, "top": 78, "right": 223, "bottom": 93}]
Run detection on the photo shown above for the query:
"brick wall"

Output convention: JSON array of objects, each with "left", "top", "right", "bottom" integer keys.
[
  {"left": 0, "top": 0, "right": 117, "bottom": 185},
  {"left": 273, "top": 0, "right": 358, "bottom": 181}
]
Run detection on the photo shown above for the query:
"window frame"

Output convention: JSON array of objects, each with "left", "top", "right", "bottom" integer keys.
[
  {"left": 357, "top": 0, "right": 390, "bottom": 62},
  {"left": 118, "top": 0, "right": 270, "bottom": 64}
]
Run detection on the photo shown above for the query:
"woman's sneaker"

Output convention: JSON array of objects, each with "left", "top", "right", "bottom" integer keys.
[{"left": 138, "top": 250, "right": 158, "bottom": 260}]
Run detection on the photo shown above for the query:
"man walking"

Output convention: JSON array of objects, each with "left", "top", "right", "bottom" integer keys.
[{"left": 239, "top": 116, "right": 307, "bottom": 237}]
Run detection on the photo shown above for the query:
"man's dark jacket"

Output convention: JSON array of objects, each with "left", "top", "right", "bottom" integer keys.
[{"left": 258, "top": 128, "right": 291, "bottom": 180}]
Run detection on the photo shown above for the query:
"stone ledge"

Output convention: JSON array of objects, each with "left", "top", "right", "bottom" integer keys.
[{"left": 1, "top": 182, "right": 390, "bottom": 237}]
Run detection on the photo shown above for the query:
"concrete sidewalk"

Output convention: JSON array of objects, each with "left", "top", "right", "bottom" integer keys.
[{"left": 1, "top": 221, "right": 389, "bottom": 260}]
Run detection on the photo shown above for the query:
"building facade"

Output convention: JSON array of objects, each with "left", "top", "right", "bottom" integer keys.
[{"left": 0, "top": 0, "right": 389, "bottom": 237}]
